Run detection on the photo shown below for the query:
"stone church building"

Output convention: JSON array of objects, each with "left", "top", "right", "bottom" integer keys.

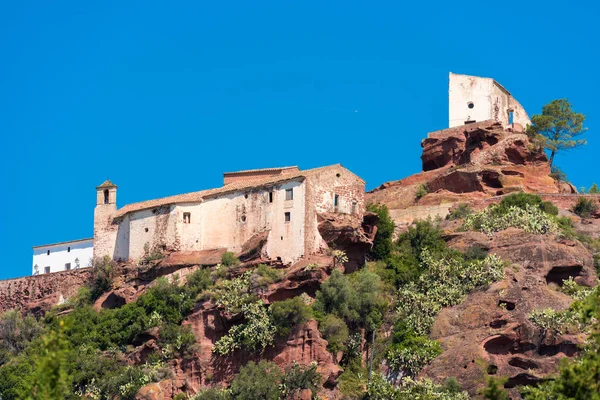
[{"left": 94, "top": 164, "right": 365, "bottom": 265}]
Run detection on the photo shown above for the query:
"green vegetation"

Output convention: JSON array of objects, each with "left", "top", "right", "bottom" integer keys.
[
  {"left": 281, "top": 361, "right": 320, "bottom": 398},
  {"left": 318, "top": 313, "right": 349, "bottom": 354},
  {"left": 220, "top": 251, "right": 240, "bottom": 267},
  {"left": 367, "top": 203, "right": 395, "bottom": 260},
  {"left": 463, "top": 203, "right": 557, "bottom": 235},
  {"left": 366, "top": 375, "right": 469, "bottom": 400},
  {"left": 572, "top": 197, "right": 599, "bottom": 218},
  {"left": 270, "top": 297, "right": 312, "bottom": 336},
  {"left": 589, "top": 183, "right": 600, "bottom": 194},
  {"left": 415, "top": 184, "right": 429, "bottom": 200},
  {"left": 447, "top": 203, "right": 474, "bottom": 220},
  {"left": 229, "top": 360, "right": 282, "bottom": 400},
  {"left": 526, "top": 98, "right": 587, "bottom": 166},
  {"left": 90, "top": 255, "right": 117, "bottom": 299}
]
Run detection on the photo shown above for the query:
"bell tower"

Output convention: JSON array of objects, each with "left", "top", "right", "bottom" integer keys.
[{"left": 94, "top": 180, "right": 118, "bottom": 260}]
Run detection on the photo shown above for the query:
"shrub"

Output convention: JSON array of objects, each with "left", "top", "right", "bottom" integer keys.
[
  {"left": 220, "top": 252, "right": 240, "bottom": 267},
  {"left": 193, "top": 388, "right": 231, "bottom": 400},
  {"left": 249, "top": 264, "right": 283, "bottom": 292},
  {"left": 397, "top": 250, "right": 504, "bottom": 335},
  {"left": 447, "top": 203, "right": 474, "bottom": 220},
  {"left": 281, "top": 361, "right": 320, "bottom": 397},
  {"left": 387, "top": 336, "right": 442, "bottom": 375},
  {"left": 540, "top": 201, "right": 559, "bottom": 216},
  {"left": 589, "top": 183, "right": 600, "bottom": 194},
  {"left": 318, "top": 314, "right": 349, "bottom": 354},
  {"left": 483, "top": 377, "right": 509, "bottom": 400},
  {"left": 397, "top": 218, "right": 446, "bottom": 264},
  {"left": 90, "top": 256, "right": 117, "bottom": 299},
  {"left": 159, "top": 323, "right": 197, "bottom": 358},
  {"left": 212, "top": 301, "right": 275, "bottom": 355},
  {"left": 550, "top": 165, "right": 568, "bottom": 182},
  {"left": 0, "top": 311, "right": 44, "bottom": 361},
  {"left": 528, "top": 308, "right": 579, "bottom": 335},
  {"left": 270, "top": 297, "right": 312, "bottom": 336},
  {"left": 573, "top": 197, "right": 598, "bottom": 218},
  {"left": 229, "top": 360, "right": 282, "bottom": 400},
  {"left": 366, "top": 203, "right": 395, "bottom": 260},
  {"left": 214, "top": 272, "right": 256, "bottom": 314},
  {"left": 499, "top": 192, "right": 543, "bottom": 211},
  {"left": 398, "top": 377, "right": 470, "bottom": 399},
  {"left": 186, "top": 268, "right": 213, "bottom": 296},
  {"left": 463, "top": 204, "right": 558, "bottom": 236},
  {"left": 464, "top": 244, "right": 489, "bottom": 261},
  {"left": 415, "top": 184, "right": 428, "bottom": 200}
]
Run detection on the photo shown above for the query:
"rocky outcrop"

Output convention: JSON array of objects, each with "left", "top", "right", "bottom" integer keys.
[
  {"left": 317, "top": 212, "right": 376, "bottom": 272},
  {"left": 422, "top": 228, "right": 596, "bottom": 397}
]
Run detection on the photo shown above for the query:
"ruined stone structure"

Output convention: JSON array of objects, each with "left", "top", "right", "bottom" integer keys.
[
  {"left": 449, "top": 72, "right": 530, "bottom": 130},
  {"left": 94, "top": 165, "right": 365, "bottom": 264}
]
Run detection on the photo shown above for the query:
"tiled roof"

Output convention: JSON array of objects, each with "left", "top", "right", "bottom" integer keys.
[
  {"left": 96, "top": 180, "right": 118, "bottom": 189},
  {"left": 223, "top": 166, "right": 299, "bottom": 176},
  {"left": 114, "top": 164, "right": 354, "bottom": 218}
]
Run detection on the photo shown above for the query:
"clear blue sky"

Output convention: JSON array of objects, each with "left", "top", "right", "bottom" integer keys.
[{"left": 0, "top": 1, "right": 598, "bottom": 279}]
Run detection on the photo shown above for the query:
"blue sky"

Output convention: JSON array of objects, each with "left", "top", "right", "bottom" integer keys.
[{"left": 0, "top": 1, "right": 598, "bottom": 279}]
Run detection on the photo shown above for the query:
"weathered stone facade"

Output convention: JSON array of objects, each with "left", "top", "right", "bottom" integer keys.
[{"left": 94, "top": 165, "right": 365, "bottom": 265}]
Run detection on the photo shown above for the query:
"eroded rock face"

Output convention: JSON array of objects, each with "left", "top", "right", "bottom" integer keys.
[
  {"left": 317, "top": 212, "right": 376, "bottom": 272},
  {"left": 422, "top": 229, "right": 595, "bottom": 397}
]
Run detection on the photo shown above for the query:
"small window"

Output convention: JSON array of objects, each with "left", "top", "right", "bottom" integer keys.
[
  {"left": 284, "top": 212, "right": 291, "bottom": 222},
  {"left": 334, "top": 194, "right": 340, "bottom": 207},
  {"left": 244, "top": 193, "right": 249, "bottom": 199},
  {"left": 67, "top": 246, "right": 70, "bottom": 252},
  {"left": 65, "top": 263, "right": 71, "bottom": 271},
  {"left": 352, "top": 201, "right": 358, "bottom": 214},
  {"left": 44, "top": 266, "right": 50, "bottom": 274},
  {"left": 104, "top": 189, "right": 109, "bottom": 204},
  {"left": 509, "top": 111, "right": 514, "bottom": 124},
  {"left": 241, "top": 215, "right": 247, "bottom": 222},
  {"left": 47, "top": 250, "right": 50, "bottom": 256},
  {"left": 285, "top": 188, "right": 293, "bottom": 201},
  {"left": 269, "top": 191, "right": 273, "bottom": 203},
  {"left": 145, "top": 228, "right": 149, "bottom": 232},
  {"left": 183, "top": 212, "right": 191, "bottom": 224},
  {"left": 468, "top": 102, "right": 474, "bottom": 109}
]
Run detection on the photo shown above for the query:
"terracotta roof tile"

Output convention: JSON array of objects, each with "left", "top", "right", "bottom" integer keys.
[
  {"left": 114, "top": 164, "right": 349, "bottom": 218},
  {"left": 223, "top": 166, "right": 299, "bottom": 176}
]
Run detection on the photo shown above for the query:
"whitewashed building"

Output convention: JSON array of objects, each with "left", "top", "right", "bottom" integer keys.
[
  {"left": 32, "top": 238, "right": 93, "bottom": 275},
  {"left": 449, "top": 72, "right": 531, "bottom": 130}
]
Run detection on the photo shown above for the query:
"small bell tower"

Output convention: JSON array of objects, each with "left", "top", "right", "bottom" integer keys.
[{"left": 94, "top": 180, "right": 118, "bottom": 260}]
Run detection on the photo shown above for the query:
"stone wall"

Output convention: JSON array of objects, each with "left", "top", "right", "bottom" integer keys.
[{"left": 0, "top": 268, "right": 92, "bottom": 313}]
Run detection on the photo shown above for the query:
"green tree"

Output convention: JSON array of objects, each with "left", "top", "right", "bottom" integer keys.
[
  {"left": 229, "top": 360, "right": 282, "bottom": 400},
  {"left": 23, "top": 321, "right": 71, "bottom": 400},
  {"left": 526, "top": 99, "right": 587, "bottom": 166},
  {"left": 589, "top": 183, "right": 600, "bottom": 194},
  {"left": 482, "top": 377, "right": 509, "bottom": 400},
  {"left": 270, "top": 297, "right": 312, "bottom": 336},
  {"left": 366, "top": 203, "right": 395, "bottom": 260}
]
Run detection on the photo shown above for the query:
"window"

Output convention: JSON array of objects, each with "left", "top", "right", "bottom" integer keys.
[
  {"left": 183, "top": 212, "right": 191, "bottom": 224},
  {"left": 285, "top": 188, "right": 293, "bottom": 201},
  {"left": 334, "top": 194, "right": 340, "bottom": 207},
  {"left": 44, "top": 266, "right": 50, "bottom": 274},
  {"left": 269, "top": 191, "right": 273, "bottom": 203},
  {"left": 352, "top": 201, "right": 358, "bottom": 214},
  {"left": 104, "top": 189, "right": 109, "bottom": 204},
  {"left": 509, "top": 111, "right": 514, "bottom": 124},
  {"left": 65, "top": 263, "right": 71, "bottom": 271},
  {"left": 67, "top": 246, "right": 70, "bottom": 252},
  {"left": 468, "top": 102, "right": 474, "bottom": 109},
  {"left": 241, "top": 215, "right": 246, "bottom": 222},
  {"left": 47, "top": 250, "right": 50, "bottom": 256},
  {"left": 284, "top": 212, "right": 291, "bottom": 222}
]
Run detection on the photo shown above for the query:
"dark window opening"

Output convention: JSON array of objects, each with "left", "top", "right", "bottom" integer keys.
[
  {"left": 145, "top": 228, "right": 149, "bottom": 233},
  {"left": 468, "top": 102, "right": 474, "bottom": 109},
  {"left": 244, "top": 193, "right": 249, "bottom": 199},
  {"left": 103, "top": 189, "right": 109, "bottom": 204},
  {"left": 284, "top": 212, "right": 291, "bottom": 222},
  {"left": 464, "top": 120, "right": 477, "bottom": 125},
  {"left": 65, "top": 263, "right": 71, "bottom": 271},
  {"left": 352, "top": 201, "right": 358, "bottom": 214},
  {"left": 334, "top": 194, "right": 340, "bottom": 207},
  {"left": 44, "top": 266, "right": 50, "bottom": 274},
  {"left": 183, "top": 212, "right": 191, "bottom": 224},
  {"left": 67, "top": 246, "right": 70, "bottom": 252},
  {"left": 47, "top": 250, "right": 50, "bottom": 256},
  {"left": 285, "top": 188, "right": 293, "bottom": 201},
  {"left": 269, "top": 191, "right": 273, "bottom": 203},
  {"left": 241, "top": 215, "right": 246, "bottom": 222},
  {"left": 336, "top": 173, "right": 341, "bottom": 178}
]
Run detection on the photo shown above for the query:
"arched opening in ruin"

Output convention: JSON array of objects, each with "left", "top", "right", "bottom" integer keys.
[
  {"left": 509, "top": 357, "right": 539, "bottom": 370},
  {"left": 538, "top": 343, "right": 579, "bottom": 357}
]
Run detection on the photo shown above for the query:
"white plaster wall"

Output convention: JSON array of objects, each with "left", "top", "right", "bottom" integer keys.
[
  {"left": 127, "top": 206, "right": 176, "bottom": 260},
  {"left": 264, "top": 181, "right": 306, "bottom": 264},
  {"left": 114, "top": 215, "right": 130, "bottom": 261},
  {"left": 449, "top": 73, "right": 494, "bottom": 127},
  {"left": 32, "top": 240, "right": 93, "bottom": 275},
  {"left": 198, "top": 180, "right": 305, "bottom": 264},
  {"left": 174, "top": 203, "right": 204, "bottom": 251}
]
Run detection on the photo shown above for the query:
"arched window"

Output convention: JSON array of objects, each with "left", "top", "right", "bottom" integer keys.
[{"left": 104, "top": 189, "right": 109, "bottom": 204}]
